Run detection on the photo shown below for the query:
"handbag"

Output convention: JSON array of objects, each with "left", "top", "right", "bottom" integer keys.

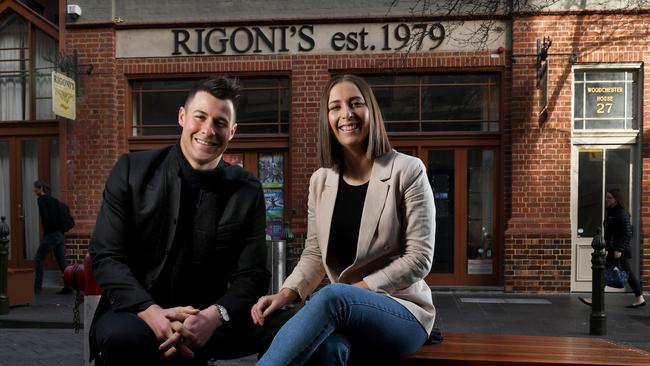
[{"left": 605, "top": 266, "right": 629, "bottom": 289}]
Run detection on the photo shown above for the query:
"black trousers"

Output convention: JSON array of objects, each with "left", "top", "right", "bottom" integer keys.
[
  {"left": 91, "top": 305, "right": 297, "bottom": 366},
  {"left": 606, "top": 253, "right": 643, "bottom": 297}
]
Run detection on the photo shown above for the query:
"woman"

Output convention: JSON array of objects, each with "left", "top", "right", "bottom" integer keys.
[
  {"left": 251, "top": 75, "right": 436, "bottom": 365},
  {"left": 579, "top": 189, "right": 645, "bottom": 308}
]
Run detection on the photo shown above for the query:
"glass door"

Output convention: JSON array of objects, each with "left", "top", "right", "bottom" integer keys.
[
  {"left": 0, "top": 140, "right": 12, "bottom": 262},
  {"left": 424, "top": 147, "right": 500, "bottom": 285},
  {"left": 428, "top": 149, "right": 455, "bottom": 274},
  {"left": 572, "top": 146, "right": 635, "bottom": 292},
  {"left": 467, "top": 150, "right": 495, "bottom": 276},
  {"left": 0, "top": 136, "right": 58, "bottom": 268}
]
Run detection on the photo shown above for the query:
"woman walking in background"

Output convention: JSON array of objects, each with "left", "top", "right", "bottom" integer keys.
[{"left": 580, "top": 188, "right": 645, "bottom": 308}]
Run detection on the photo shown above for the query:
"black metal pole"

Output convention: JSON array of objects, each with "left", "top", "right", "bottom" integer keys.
[
  {"left": 0, "top": 216, "right": 10, "bottom": 314},
  {"left": 590, "top": 228, "right": 606, "bottom": 335}
]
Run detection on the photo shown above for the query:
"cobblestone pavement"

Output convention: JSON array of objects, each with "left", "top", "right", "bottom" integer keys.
[
  {"left": 0, "top": 329, "right": 84, "bottom": 366},
  {"left": 0, "top": 328, "right": 256, "bottom": 366}
]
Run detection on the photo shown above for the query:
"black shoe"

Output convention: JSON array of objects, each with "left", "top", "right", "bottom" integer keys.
[
  {"left": 578, "top": 297, "right": 592, "bottom": 307},
  {"left": 626, "top": 301, "right": 646, "bottom": 309},
  {"left": 56, "top": 287, "right": 72, "bottom": 295}
]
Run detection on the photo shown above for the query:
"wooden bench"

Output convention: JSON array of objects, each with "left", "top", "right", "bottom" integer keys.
[{"left": 383, "top": 332, "right": 650, "bottom": 365}]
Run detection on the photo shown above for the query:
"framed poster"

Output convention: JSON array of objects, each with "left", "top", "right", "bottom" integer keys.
[
  {"left": 264, "top": 189, "right": 284, "bottom": 240},
  {"left": 259, "top": 153, "right": 284, "bottom": 188}
]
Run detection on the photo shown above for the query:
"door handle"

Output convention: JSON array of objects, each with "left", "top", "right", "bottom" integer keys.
[{"left": 18, "top": 203, "right": 24, "bottom": 221}]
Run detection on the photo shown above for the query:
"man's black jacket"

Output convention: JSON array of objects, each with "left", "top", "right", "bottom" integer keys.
[
  {"left": 37, "top": 194, "right": 62, "bottom": 234},
  {"left": 89, "top": 145, "right": 270, "bottom": 323}
]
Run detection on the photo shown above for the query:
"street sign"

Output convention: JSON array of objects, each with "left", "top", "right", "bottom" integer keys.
[{"left": 51, "top": 71, "right": 76, "bottom": 120}]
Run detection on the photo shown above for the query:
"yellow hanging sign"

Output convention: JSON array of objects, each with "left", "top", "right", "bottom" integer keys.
[{"left": 51, "top": 71, "right": 76, "bottom": 120}]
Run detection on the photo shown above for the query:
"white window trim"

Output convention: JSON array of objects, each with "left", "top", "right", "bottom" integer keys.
[
  {"left": 569, "top": 63, "right": 642, "bottom": 292},
  {"left": 571, "top": 63, "right": 642, "bottom": 134}
]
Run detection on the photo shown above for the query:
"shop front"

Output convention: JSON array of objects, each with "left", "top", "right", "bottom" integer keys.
[
  {"left": 63, "top": 17, "right": 508, "bottom": 287},
  {"left": 0, "top": 0, "right": 61, "bottom": 271}
]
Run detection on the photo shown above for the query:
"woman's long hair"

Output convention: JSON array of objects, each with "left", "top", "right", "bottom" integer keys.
[{"left": 317, "top": 75, "right": 391, "bottom": 168}]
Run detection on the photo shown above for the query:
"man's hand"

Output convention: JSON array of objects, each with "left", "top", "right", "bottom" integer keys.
[
  {"left": 163, "top": 305, "right": 223, "bottom": 349},
  {"left": 160, "top": 320, "right": 195, "bottom": 360},
  {"left": 251, "top": 288, "right": 298, "bottom": 326},
  {"left": 138, "top": 304, "right": 198, "bottom": 359},
  {"left": 137, "top": 304, "right": 174, "bottom": 342}
]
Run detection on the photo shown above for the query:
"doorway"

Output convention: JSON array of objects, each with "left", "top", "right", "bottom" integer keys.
[
  {"left": 396, "top": 145, "right": 501, "bottom": 286},
  {"left": 0, "top": 136, "right": 59, "bottom": 268},
  {"left": 572, "top": 145, "right": 637, "bottom": 292}
]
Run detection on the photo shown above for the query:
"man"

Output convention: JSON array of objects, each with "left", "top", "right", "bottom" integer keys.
[
  {"left": 89, "top": 77, "right": 273, "bottom": 365},
  {"left": 33, "top": 180, "right": 70, "bottom": 294}
]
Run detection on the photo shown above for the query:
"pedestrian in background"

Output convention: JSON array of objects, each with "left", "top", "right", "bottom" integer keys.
[
  {"left": 579, "top": 188, "right": 645, "bottom": 308},
  {"left": 33, "top": 180, "right": 70, "bottom": 294}
]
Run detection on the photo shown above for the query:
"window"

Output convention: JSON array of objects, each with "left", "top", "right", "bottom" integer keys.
[
  {"left": 573, "top": 69, "right": 638, "bottom": 130},
  {"left": 0, "top": 11, "right": 57, "bottom": 122},
  {"left": 577, "top": 148, "right": 631, "bottom": 238},
  {"left": 223, "top": 150, "right": 289, "bottom": 240},
  {"left": 131, "top": 76, "right": 290, "bottom": 136},
  {"left": 364, "top": 74, "right": 500, "bottom": 132}
]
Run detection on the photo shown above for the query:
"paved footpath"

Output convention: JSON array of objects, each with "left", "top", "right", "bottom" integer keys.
[
  {"left": 1, "top": 271, "right": 647, "bottom": 365},
  {"left": 0, "top": 329, "right": 256, "bottom": 366},
  {"left": 0, "top": 329, "right": 84, "bottom": 366}
]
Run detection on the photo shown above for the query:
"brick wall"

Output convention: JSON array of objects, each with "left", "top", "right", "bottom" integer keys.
[
  {"left": 64, "top": 235, "right": 90, "bottom": 264},
  {"left": 509, "top": 13, "right": 650, "bottom": 291},
  {"left": 64, "top": 27, "right": 120, "bottom": 244},
  {"left": 504, "top": 234, "right": 572, "bottom": 292}
]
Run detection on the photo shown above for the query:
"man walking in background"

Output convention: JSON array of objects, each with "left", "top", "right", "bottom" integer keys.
[{"left": 33, "top": 180, "right": 70, "bottom": 294}]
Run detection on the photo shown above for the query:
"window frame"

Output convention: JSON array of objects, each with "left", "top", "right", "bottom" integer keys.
[
  {"left": 0, "top": 6, "right": 59, "bottom": 123},
  {"left": 572, "top": 63, "right": 641, "bottom": 133},
  {"left": 360, "top": 71, "right": 502, "bottom": 134},
  {"left": 128, "top": 73, "right": 291, "bottom": 140}
]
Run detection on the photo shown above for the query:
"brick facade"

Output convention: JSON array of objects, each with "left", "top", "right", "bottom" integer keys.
[
  {"left": 506, "top": 13, "right": 650, "bottom": 292},
  {"left": 60, "top": 11, "right": 650, "bottom": 293}
]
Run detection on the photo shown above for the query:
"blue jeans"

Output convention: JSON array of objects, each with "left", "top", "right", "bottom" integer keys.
[
  {"left": 34, "top": 231, "right": 67, "bottom": 289},
  {"left": 257, "top": 283, "right": 428, "bottom": 366}
]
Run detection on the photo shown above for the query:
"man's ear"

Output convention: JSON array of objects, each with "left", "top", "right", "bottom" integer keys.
[
  {"left": 228, "top": 123, "right": 237, "bottom": 141},
  {"left": 178, "top": 106, "right": 186, "bottom": 127}
]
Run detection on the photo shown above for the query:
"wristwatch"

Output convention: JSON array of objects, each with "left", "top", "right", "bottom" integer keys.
[{"left": 216, "top": 304, "right": 230, "bottom": 324}]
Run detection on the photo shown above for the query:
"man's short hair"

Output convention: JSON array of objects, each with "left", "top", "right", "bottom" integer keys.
[
  {"left": 184, "top": 77, "right": 241, "bottom": 110},
  {"left": 34, "top": 180, "right": 50, "bottom": 194}
]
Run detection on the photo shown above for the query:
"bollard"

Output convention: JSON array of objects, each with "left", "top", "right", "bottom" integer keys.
[
  {"left": 63, "top": 253, "right": 102, "bottom": 366},
  {"left": 267, "top": 240, "right": 286, "bottom": 294},
  {"left": 590, "top": 228, "right": 606, "bottom": 335},
  {"left": 0, "top": 216, "right": 10, "bottom": 315}
]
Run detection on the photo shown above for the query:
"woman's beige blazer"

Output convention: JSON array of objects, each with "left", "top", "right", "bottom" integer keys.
[{"left": 282, "top": 150, "right": 436, "bottom": 333}]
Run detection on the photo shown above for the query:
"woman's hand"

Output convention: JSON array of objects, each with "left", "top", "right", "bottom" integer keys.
[
  {"left": 352, "top": 280, "right": 369, "bottom": 290},
  {"left": 251, "top": 288, "right": 298, "bottom": 326}
]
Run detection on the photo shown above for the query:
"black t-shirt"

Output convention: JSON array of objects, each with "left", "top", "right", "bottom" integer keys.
[{"left": 328, "top": 177, "right": 369, "bottom": 271}]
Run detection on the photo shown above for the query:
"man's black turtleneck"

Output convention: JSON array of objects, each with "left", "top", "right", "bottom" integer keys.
[{"left": 150, "top": 144, "right": 229, "bottom": 309}]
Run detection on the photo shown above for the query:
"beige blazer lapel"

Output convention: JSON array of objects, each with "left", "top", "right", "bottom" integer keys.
[
  {"left": 319, "top": 167, "right": 339, "bottom": 272},
  {"left": 355, "top": 151, "right": 395, "bottom": 260}
]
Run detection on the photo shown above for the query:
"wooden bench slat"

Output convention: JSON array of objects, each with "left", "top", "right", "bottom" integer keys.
[{"left": 385, "top": 332, "right": 650, "bottom": 366}]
